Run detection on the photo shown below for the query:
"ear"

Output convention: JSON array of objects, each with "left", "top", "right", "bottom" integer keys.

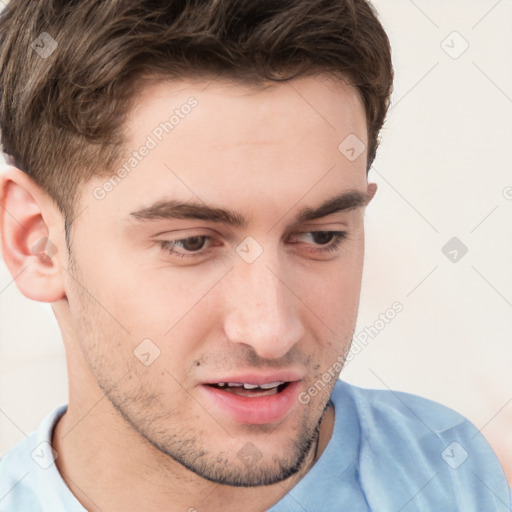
[
  {"left": 366, "top": 182, "right": 378, "bottom": 203},
  {"left": 0, "top": 165, "right": 67, "bottom": 302}
]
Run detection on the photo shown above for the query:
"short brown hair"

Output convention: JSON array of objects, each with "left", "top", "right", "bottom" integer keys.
[{"left": 0, "top": 0, "right": 393, "bottom": 221}]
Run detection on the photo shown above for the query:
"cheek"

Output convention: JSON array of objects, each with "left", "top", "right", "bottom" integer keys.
[
  {"left": 66, "top": 278, "right": 132, "bottom": 390},
  {"left": 291, "top": 246, "right": 364, "bottom": 348},
  {"left": 98, "top": 271, "right": 223, "bottom": 375},
  {"left": 299, "top": 245, "right": 364, "bottom": 309}
]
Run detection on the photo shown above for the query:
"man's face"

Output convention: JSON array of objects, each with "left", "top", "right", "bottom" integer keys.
[{"left": 62, "top": 74, "right": 373, "bottom": 486}]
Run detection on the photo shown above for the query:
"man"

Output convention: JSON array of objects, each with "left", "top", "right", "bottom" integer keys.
[{"left": 0, "top": 0, "right": 509, "bottom": 510}]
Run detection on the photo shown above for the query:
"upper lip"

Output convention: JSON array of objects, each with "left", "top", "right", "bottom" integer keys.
[{"left": 202, "top": 371, "right": 303, "bottom": 386}]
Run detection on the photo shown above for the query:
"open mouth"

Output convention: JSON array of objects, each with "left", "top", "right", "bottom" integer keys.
[
  {"left": 206, "top": 381, "right": 290, "bottom": 398},
  {"left": 200, "top": 378, "right": 301, "bottom": 424}
]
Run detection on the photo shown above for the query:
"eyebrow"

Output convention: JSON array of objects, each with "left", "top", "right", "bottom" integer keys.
[{"left": 128, "top": 190, "right": 369, "bottom": 228}]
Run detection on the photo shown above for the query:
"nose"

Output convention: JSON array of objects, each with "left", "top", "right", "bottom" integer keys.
[{"left": 222, "top": 253, "right": 305, "bottom": 360}]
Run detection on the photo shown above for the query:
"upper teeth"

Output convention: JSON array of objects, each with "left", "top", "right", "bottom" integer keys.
[
  {"left": 259, "top": 381, "right": 284, "bottom": 389},
  {"left": 241, "top": 383, "right": 259, "bottom": 389},
  {"left": 216, "top": 381, "right": 284, "bottom": 389}
]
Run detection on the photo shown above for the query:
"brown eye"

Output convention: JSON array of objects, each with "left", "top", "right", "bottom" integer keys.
[
  {"left": 158, "top": 235, "right": 212, "bottom": 258},
  {"left": 179, "top": 236, "right": 208, "bottom": 251},
  {"left": 310, "top": 231, "right": 337, "bottom": 245},
  {"left": 287, "top": 231, "right": 348, "bottom": 256}
]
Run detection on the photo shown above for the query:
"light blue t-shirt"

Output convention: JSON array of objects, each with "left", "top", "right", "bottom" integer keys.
[{"left": 1, "top": 380, "right": 510, "bottom": 511}]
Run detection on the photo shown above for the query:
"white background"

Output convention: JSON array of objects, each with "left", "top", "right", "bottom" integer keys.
[{"left": 1, "top": 0, "right": 511, "bottom": 482}]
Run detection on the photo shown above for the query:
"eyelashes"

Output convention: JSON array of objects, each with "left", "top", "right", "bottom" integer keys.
[{"left": 157, "top": 231, "right": 348, "bottom": 260}]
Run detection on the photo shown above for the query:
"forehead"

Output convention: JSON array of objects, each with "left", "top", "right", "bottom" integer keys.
[
  {"left": 126, "top": 73, "right": 366, "bottom": 149},
  {"left": 81, "top": 74, "right": 368, "bottom": 226}
]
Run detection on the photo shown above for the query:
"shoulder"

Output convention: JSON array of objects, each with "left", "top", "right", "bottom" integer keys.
[
  {"left": 0, "top": 405, "right": 69, "bottom": 512},
  {"left": 335, "top": 379, "right": 469, "bottom": 435},
  {"left": 0, "top": 436, "right": 39, "bottom": 510},
  {"left": 331, "top": 380, "right": 512, "bottom": 511}
]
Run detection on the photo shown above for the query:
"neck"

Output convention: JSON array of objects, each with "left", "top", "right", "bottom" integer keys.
[{"left": 52, "top": 398, "right": 334, "bottom": 512}]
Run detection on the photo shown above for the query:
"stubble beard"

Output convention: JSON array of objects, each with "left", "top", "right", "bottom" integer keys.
[{"left": 66, "top": 243, "right": 349, "bottom": 488}]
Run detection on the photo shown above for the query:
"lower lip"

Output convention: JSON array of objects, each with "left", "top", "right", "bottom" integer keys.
[{"left": 199, "top": 381, "right": 301, "bottom": 425}]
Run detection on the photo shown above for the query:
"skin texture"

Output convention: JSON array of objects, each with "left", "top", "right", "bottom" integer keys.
[{"left": 0, "top": 74, "right": 376, "bottom": 512}]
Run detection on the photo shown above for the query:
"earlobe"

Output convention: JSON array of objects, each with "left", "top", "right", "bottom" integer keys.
[{"left": 0, "top": 166, "right": 67, "bottom": 303}]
